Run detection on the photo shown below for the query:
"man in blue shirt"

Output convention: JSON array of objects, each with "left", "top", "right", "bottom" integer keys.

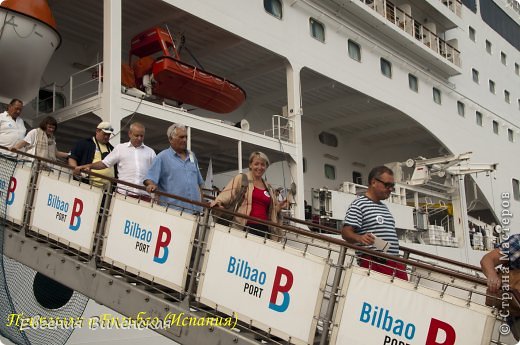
[{"left": 144, "top": 123, "right": 203, "bottom": 214}]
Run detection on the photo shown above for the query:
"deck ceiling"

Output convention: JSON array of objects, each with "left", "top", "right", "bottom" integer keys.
[{"left": 47, "top": 0, "right": 441, "bottom": 172}]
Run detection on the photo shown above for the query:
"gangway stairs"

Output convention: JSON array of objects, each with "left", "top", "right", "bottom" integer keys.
[{"left": 0, "top": 149, "right": 514, "bottom": 345}]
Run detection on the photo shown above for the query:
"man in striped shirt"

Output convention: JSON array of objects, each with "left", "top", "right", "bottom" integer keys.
[{"left": 342, "top": 166, "right": 407, "bottom": 280}]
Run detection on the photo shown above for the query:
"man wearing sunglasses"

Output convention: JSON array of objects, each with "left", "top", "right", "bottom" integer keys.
[
  {"left": 342, "top": 166, "right": 408, "bottom": 280},
  {"left": 69, "top": 121, "right": 116, "bottom": 186}
]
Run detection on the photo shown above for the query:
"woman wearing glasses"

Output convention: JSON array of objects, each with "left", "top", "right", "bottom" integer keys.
[{"left": 211, "top": 151, "right": 287, "bottom": 241}]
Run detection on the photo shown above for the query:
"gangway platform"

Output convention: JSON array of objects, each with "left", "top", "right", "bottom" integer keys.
[{"left": 0, "top": 148, "right": 513, "bottom": 345}]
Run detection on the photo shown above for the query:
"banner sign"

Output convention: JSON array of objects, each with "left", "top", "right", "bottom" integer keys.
[
  {"left": 198, "top": 226, "right": 328, "bottom": 344},
  {"left": 30, "top": 173, "right": 102, "bottom": 254},
  {"left": 4, "top": 163, "right": 31, "bottom": 223},
  {"left": 101, "top": 195, "right": 196, "bottom": 291},
  {"left": 332, "top": 268, "right": 494, "bottom": 345}
]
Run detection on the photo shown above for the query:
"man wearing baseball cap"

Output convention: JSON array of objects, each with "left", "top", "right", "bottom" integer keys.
[{"left": 68, "top": 121, "right": 116, "bottom": 186}]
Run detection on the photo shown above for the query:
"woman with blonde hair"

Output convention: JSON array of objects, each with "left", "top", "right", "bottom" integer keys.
[{"left": 211, "top": 151, "right": 287, "bottom": 240}]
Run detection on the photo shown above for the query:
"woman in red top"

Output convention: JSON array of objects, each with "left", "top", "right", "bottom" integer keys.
[{"left": 212, "top": 151, "right": 287, "bottom": 240}]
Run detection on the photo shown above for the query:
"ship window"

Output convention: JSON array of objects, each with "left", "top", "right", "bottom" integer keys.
[
  {"left": 310, "top": 18, "right": 325, "bottom": 42},
  {"left": 505, "top": 90, "right": 510, "bottom": 103},
  {"left": 408, "top": 74, "right": 418, "bottom": 92},
  {"left": 489, "top": 80, "right": 495, "bottom": 94},
  {"left": 508, "top": 129, "right": 514, "bottom": 143},
  {"left": 492, "top": 120, "right": 499, "bottom": 134},
  {"left": 348, "top": 40, "right": 361, "bottom": 62},
  {"left": 501, "top": 52, "right": 507, "bottom": 65},
  {"left": 324, "top": 164, "right": 336, "bottom": 180},
  {"left": 513, "top": 179, "right": 520, "bottom": 201},
  {"left": 469, "top": 26, "right": 476, "bottom": 42},
  {"left": 457, "top": 101, "right": 465, "bottom": 117},
  {"left": 380, "top": 58, "right": 392, "bottom": 78},
  {"left": 485, "top": 40, "right": 492, "bottom": 54},
  {"left": 472, "top": 69, "right": 479, "bottom": 83},
  {"left": 516, "top": 63, "right": 519, "bottom": 76},
  {"left": 318, "top": 131, "right": 338, "bottom": 147},
  {"left": 303, "top": 157, "right": 307, "bottom": 173},
  {"left": 433, "top": 87, "right": 442, "bottom": 105},
  {"left": 264, "top": 0, "right": 283, "bottom": 19},
  {"left": 476, "top": 111, "right": 483, "bottom": 126},
  {"left": 353, "top": 171, "right": 362, "bottom": 184}
]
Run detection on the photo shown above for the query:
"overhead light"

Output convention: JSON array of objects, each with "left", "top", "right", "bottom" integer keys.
[{"left": 352, "top": 161, "right": 366, "bottom": 167}]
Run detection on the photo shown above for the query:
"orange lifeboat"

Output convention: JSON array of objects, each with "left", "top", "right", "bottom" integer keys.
[
  {"left": 0, "top": 0, "right": 61, "bottom": 104},
  {"left": 130, "top": 27, "right": 246, "bottom": 114}
]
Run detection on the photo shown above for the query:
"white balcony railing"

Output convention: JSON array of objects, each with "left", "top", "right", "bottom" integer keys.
[{"left": 361, "top": 0, "right": 461, "bottom": 67}]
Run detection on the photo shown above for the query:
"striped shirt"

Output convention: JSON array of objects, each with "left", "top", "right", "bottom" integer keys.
[
  {"left": 499, "top": 234, "right": 520, "bottom": 270},
  {"left": 344, "top": 195, "right": 399, "bottom": 255}
]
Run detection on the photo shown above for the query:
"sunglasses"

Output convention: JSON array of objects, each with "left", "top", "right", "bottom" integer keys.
[{"left": 375, "top": 178, "right": 395, "bottom": 189}]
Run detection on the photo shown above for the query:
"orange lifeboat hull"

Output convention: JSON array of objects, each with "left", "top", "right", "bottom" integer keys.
[{"left": 151, "top": 57, "right": 246, "bottom": 114}]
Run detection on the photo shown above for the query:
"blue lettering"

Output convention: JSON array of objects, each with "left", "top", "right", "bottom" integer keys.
[
  {"left": 359, "top": 302, "right": 416, "bottom": 340},
  {"left": 227, "top": 256, "right": 236, "bottom": 273},
  {"left": 360, "top": 302, "right": 371, "bottom": 323}
]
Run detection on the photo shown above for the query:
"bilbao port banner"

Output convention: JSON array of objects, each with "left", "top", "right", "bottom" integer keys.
[
  {"left": 198, "top": 225, "right": 329, "bottom": 345},
  {"left": 4, "top": 163, "right": 31, "bottom": 223},
  {"left": 331, "top": 267, "right": 495, "bottom": 345},
  {"left": 101, "top": 195, "right": 196, "bottom": 291},
  {"left": 30, "top": 173, "right": 102, "bottom": 254}
]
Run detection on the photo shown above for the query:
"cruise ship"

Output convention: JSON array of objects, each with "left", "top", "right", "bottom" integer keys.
[{"left": 0, "top": 0, "right": 519, "bottom": 344}]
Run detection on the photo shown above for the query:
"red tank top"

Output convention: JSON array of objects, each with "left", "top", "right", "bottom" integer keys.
[{"left": 249, "top": 186, "right": 271, "bottom": 221}]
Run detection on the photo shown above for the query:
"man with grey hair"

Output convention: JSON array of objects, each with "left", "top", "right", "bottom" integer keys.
[{"left": 144, "top": 123, "right": 203, "bottom": 213}]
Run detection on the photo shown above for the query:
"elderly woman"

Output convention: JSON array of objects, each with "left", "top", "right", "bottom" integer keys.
[
  {"left": 212, "top": 151, "right": 287, "bottom": 240},
  {"left": 12, "top": 116, "right": 68, "bottom": 161}
]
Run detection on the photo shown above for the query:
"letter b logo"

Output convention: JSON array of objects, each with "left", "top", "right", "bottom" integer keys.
[
  {"left": 69, "top": 198, "right": 83, "bottom": 231},
  {"left": 269, "top": 266, "right": 293, "bottom": 313},
  {"left": 153, "top": 226, "right": 171, "bottom": 264},
  {"left": 6, "top": 177, "right": 16, "bottom": 206}
]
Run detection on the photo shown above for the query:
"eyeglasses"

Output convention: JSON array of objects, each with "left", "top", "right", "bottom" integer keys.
[{"left": 375, "top": 178, "right": 395, "bottom": 189}]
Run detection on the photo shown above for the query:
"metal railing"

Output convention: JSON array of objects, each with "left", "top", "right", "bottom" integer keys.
[{"left": 360, "top": 0, "right": 461, "bottom": 67}]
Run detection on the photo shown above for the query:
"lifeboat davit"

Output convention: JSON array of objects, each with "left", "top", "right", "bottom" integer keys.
[
  {"left": 0, "top": 0, "right": 61, "bottom": 104},
  {"left": 130, "top": 27, "right": 246, "bottom": 114}
]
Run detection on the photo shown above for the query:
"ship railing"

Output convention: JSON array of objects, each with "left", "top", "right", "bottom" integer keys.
[
  {"left": 0, "top": 147, "right": 510, "bottom": 345},
  {"left": 69, "top": 62, "right": 103, "bottom": 105},
  {"left": 261, "top": 115, "right": 294, "bottom": 143},
  {"left": 359, "top": 0, "right": 461, "bottom": 67}
]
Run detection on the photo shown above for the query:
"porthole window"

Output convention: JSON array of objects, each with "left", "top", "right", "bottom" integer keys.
[
  {"left": 348, "top": 39, "right": 361, "bottom": 61},
  {"left": 310, "top": 18, "right": 325, "bottom": 42},
  {"left": 457, "top": 101, "right": 465, "bottom": 117},
  {"left": 318, "top": 131, "right": 338, "bottom": 147},
  {"left": 324, "top": 164, "right": 336, "bottom": 180},
  {"left": 513, "top": 179, "right": 520, "bottom": 201},
  {"left": 476, "top": 111, "right": 483, "bottom": 126},
  {"left": 264, "top": 0, "right": 282, "bottom": 19},
  {"left": 433, "top": 87, "right": 442, "bottom": 105},
  {"left": 492, "top": 120, "right": 499, "bottom": 134},
  {"left": 408, "top": 74, "right": 418, "bottom": 92},
  {"left": 380, "top": 58, "right": 392, "bottom": 78}
]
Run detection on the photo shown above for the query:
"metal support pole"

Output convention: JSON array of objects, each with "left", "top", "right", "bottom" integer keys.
[
  {"left": 185, "top": 207, "right": 211, "bottom": 301},
  {"left": 319, "top": 246, "right": 347, "bottom": 345}
]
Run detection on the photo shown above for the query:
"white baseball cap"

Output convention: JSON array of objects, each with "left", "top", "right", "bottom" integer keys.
[{"left": 97, "top": 121, "right": 114, "bottom": 134}]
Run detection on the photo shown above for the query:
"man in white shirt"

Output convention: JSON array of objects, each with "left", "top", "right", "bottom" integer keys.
[
  {"left": 0, "top": 99, "right": 26, "bottom": 156},
  {"left": 75, "top": 122, "right": 156, "bottom": 198}
]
